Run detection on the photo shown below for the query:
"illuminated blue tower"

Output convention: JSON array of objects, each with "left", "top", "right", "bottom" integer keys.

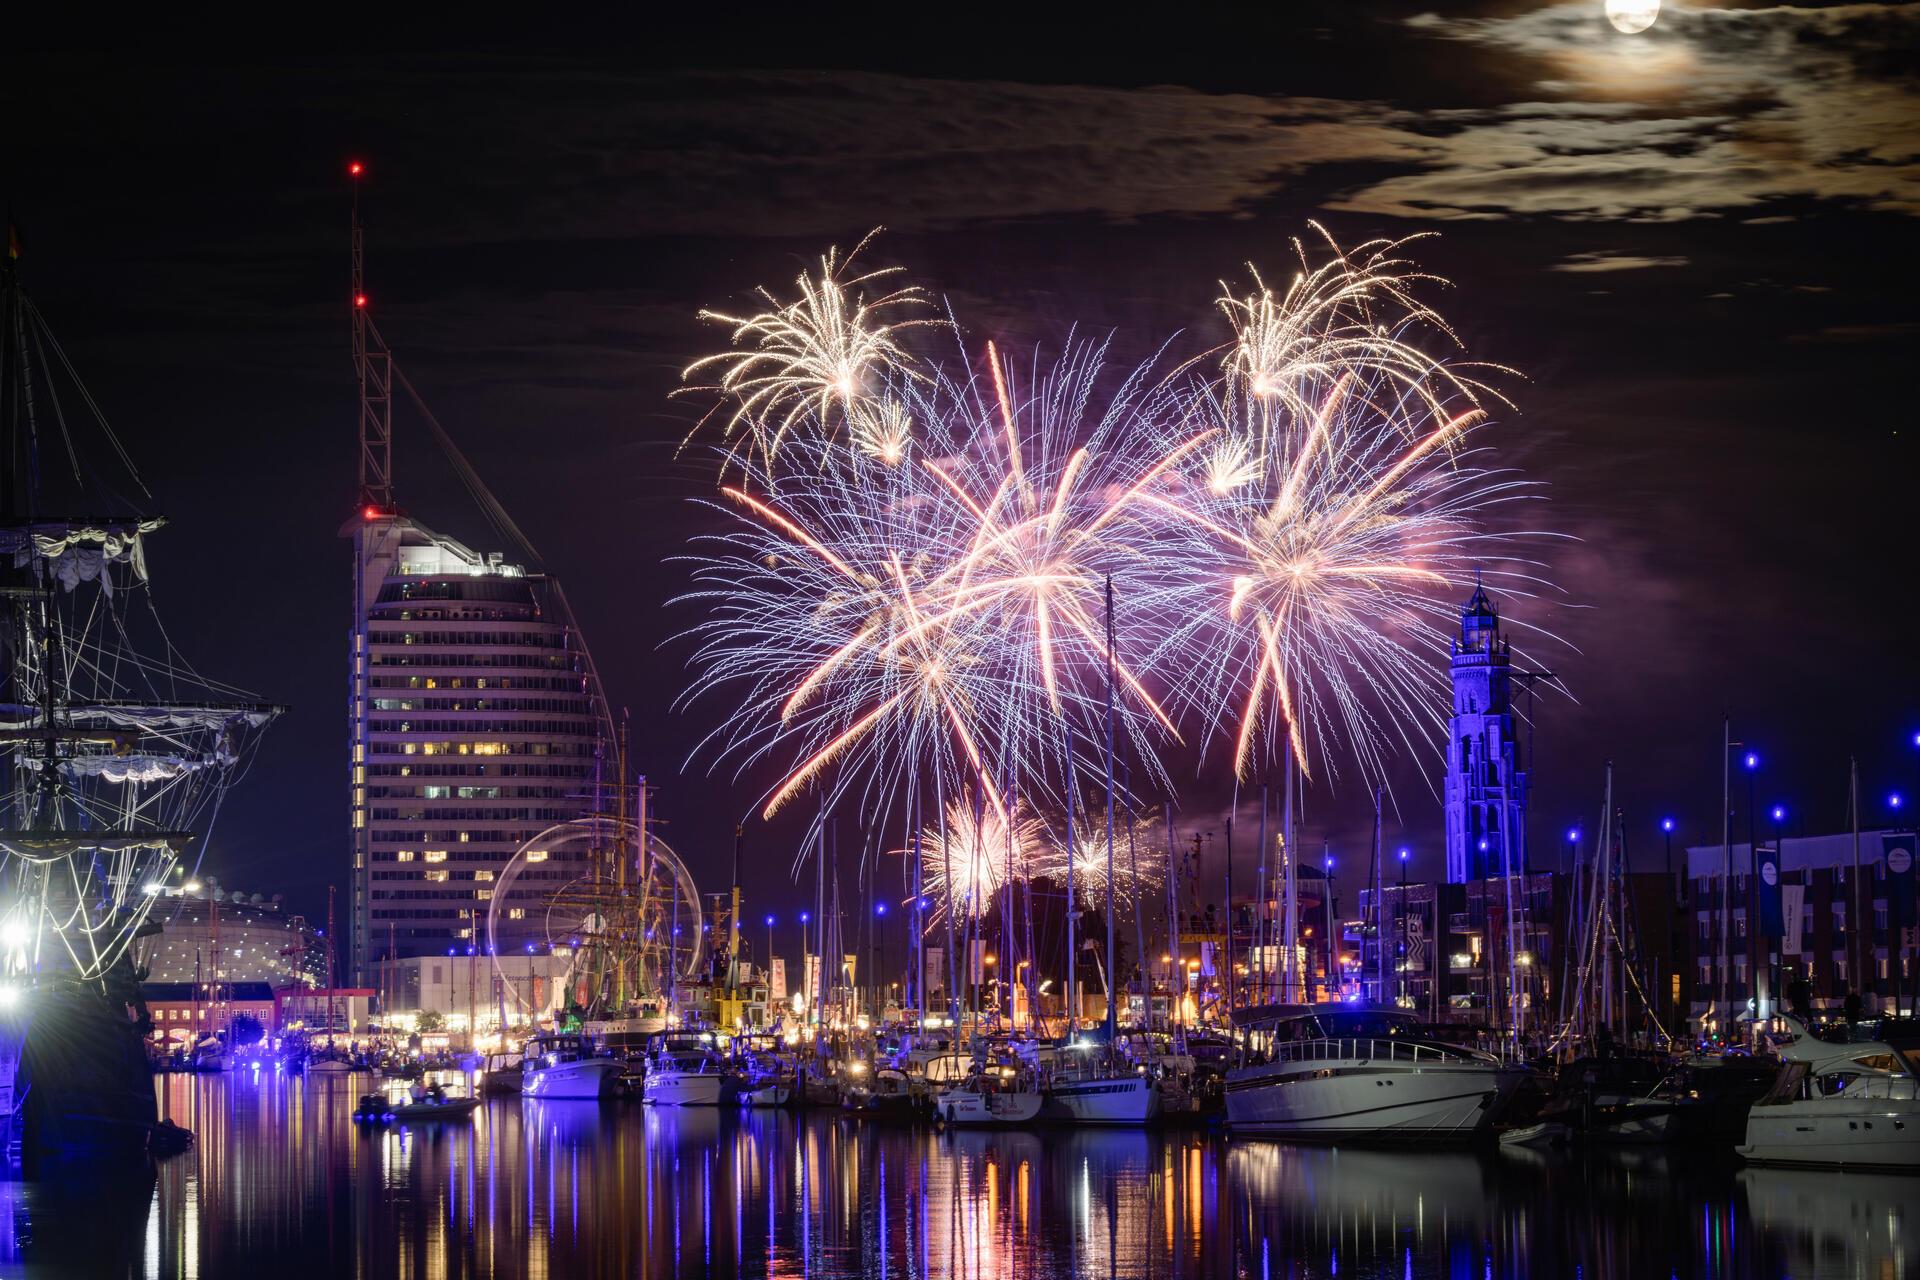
[{"left": 1443, "top": 584, "right": 1528, "bottom": 883}]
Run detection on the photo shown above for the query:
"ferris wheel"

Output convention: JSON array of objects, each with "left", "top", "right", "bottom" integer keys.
[{"left": 484, "top": 816, "right": 703, "bottom": 1019}]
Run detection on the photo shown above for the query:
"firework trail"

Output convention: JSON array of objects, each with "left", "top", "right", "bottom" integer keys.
[{"left": 678, "top": 229, "right": 944, "bottom": 471}]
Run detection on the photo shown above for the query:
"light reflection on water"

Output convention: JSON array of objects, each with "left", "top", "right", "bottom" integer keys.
[{"left": 0, "top": 1069, "right": 1913, "bottom": 1277}]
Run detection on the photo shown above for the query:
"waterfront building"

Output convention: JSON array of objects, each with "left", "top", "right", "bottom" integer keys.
[
  {"left": 135, "top": 880, "right": 325, "bottom": 987},
  {"left": 374, "top": 952, "right": 570, "bottom": 1035},
  {"left": 143, "top": 982, "right": 277, "bottom": 1051},
  {"left": 1684, "top": 828, "right": 1915, "bottom": 1025},
  {"left": 347, "top": 510, "right": 608, "bottom": 981},
  {"left": 1443, "top": 584, "right": 1530, "bottom": 884}
]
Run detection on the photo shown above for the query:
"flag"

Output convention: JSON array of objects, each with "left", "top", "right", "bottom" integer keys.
[
  {"left": 1780, "top": 883, "right": 1805, "bottom": 956},
  {"left": 769, "top": 957, "right": 787, "bottom": 1003},
  {"left": 926, "top": 948, "right": 944, "bottom": 1000},
  {"left": 1757, "top": 843, "right": 1785, "bottom": 938}
]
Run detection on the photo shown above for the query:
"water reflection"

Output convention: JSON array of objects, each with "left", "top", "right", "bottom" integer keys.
[{"left": 0, "top": 1070, "right": 1913, "bottom": 1277}]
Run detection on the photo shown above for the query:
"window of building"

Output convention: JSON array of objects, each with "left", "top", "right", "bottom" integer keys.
[
  {"left": 395, "top": 850, "right": 416, "bottom": 863},
  {"left": 474, "top": 869, "right": 495, "bottom": 882},
  {"left": 525, "top": 850, "right": 548, "bottom": 863},
  {"left": 425, "top": 869, "right": 449, "bottom": 883},
  {"left": 424, "top": 850, "right": 448, "bottom": 863}
]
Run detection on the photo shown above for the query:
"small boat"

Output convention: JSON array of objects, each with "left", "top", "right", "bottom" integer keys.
[
  {"left": 741, "top": 1080, "right": 792, "bottom": 1108},
  {"left": 1737, "top": 1016, "right": 1920, "bottom": 1169},
  {"left": 353, "top": 1086, "right": 482, "bottom": 1124},
  {"left": 842, "top": 1065, "right": 916, "bottom": 1117},
  {"left": 643, "top": 1051, "right": 727, "bottom": 1106},
  {"left": 934, "top": 1067, "right": 1043, "bottom": 1127},
  {"left": 479, "top": 1052, "right": 524, "bottom": 1096},
  {"left": 1499, "top": 1121, "right": 1571, "bottom": 1148},
  {"left": 1042, "top": 1043, "right": 1161, "bottom": 1126},
  {"left": 522, "top": 1034, "right": 623, "bottom": 1101}
]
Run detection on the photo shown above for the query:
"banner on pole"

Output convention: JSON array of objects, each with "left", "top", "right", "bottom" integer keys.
[
  {"left": 802, "top": 955, "right": 820, "bottom": 1009},
  {"left": 1757, "top": 844, "right": 1785, "bottom": 938},
  {"left": 1780, "top": 883, "right": 1805, "bottom": 956},
  {"left": 927, "top": 948, "right": 945, "bottom": 1000},
  {"left": 770, "top": 957, "right": 787, "bottom": 1003},
  {"left": 1885, "top": 834, "right": 1916, "bottom": 930}
]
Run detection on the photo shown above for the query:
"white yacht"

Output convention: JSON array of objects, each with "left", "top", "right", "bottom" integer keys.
[
  {"left": 1042, "top": 1044, "right": 1161, "bottom": 1125},
  {"left": 1738, "top": 1016, "right": 1920, "bottom": 1169},
  {"left": 934, "top": 1066, "right": 1043, "bottom": 1127},
  {"left": 1225, "top": 1008, "right": 1525, "bottom": 1143},
  {"left": 643, "top": 1051, "right": 728, "bottom": 1106},
  {"left": 521, "top": 1034, "right": 622, "bottom": 1101}
]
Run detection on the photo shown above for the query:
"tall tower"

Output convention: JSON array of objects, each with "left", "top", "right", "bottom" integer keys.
[
  {"left": 343, "top": 169, "right": 606, "bottom": 983},
  {"left": 1443, "top": 583, "right": 1528, "bottom": 883}
]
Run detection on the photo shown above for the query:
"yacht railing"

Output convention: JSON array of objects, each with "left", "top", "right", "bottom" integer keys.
[{"left": 1271, "top": 1037, "right": 1468, "bottom": 1066}]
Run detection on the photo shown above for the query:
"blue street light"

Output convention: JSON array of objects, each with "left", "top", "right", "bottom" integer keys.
[
  {"left": 876, "top": 902, "right": 888, "bottom": 917},
  {"left": 1324, "top": 855, "right": 1333, "bottom": 871},
  {"left": 1565, "top": 827, "right": 1581, "bottom": 843},
  {"left": 1661, "top": 817, "right": 1676, "bottom": 833},
  {"left": 1891, "top": 792, "right": 1906, "bottom": 811},
  {"left": 1397, "top": 847, "right": 1409, "bottom": 863},
  {"left": 1743, "top": 751, "right": 1760, "bottom": 771},
  {"left": 1770, "top": 804, "right": 1786, "bottom": 823},
  {"left": 765, "top": 914, "right": 775, "bottom": 927},
  {"left": 1477, "top": 837, "right": 1489, "bottom": 852},
  {"left": 799, "top": 911, "right": 810, "bottom": 924}
]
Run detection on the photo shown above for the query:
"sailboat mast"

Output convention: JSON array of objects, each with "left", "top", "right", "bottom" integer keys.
[
  {"left": 1282, "top": 744, "right": 1297, "bottom": 1004},
  {"left": 1371, "top": 789, "right": 1384, "bottom": 1004},
  {"left": 1063, "top": 738, "right": 1078, "bottom": 1037},
  {"left": 1103, "top": 576, "right": 1118, "bottom": 1046}
]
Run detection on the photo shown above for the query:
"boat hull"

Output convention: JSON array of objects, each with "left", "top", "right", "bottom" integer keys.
[
  {"left": 523, "top": 1059, "right": 622, "bottom": 1100},
  {"left": 1226, "top": 1061, "right": 1519, "bottom": 1143},
  {"left": 1739, "top": 1099, "right": 1920, "bottom": 1169},
  {"left": 933, "top": 1088, "right": 1043, "bottom": 1127},
  {"left": 1043, "top": 1074, "right": 1161, "bottom": 1125},
  {"left": 644, "top": 1072, "right": 725, "bottom": 1106}
]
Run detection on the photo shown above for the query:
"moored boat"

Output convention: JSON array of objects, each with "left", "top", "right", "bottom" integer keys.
[
  {"left": 1225, "top": 1008, "right": 1525, "bottom": 1143},
  {"left": 1737, "top": 1016, "right": 1920, "bottom": 1169},
  {"left": 522, "top": 1034, "right": 622, "bottom": 1101}
]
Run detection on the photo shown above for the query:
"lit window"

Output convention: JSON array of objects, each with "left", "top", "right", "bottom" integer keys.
[
  {"left": 476, "top": 889, "right": 493, "bottom": 901},
  {"left": 425, "top": 870, "right": 449, "bottom": 883},
  {"left": 424, "top": 850, "right": 448, "bottom": 863},
  {"left": 509, "top": 908, "right": 526, "bottom": 920},
  {"left": 525, "top": 850, "right": 547, "bottom": 863},
  {"left": 474, "top": 869, "right": 495, "bottom": 882},
  {"left": 395, "top": 851, "right": 416, "bottom": 863}
]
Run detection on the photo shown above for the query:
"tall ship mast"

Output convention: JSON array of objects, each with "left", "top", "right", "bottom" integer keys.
[{"left": 0, "top": 230, "right": 281, "bottom": 1171}]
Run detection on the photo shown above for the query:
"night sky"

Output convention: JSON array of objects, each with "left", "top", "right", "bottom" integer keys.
[{"left": 8, "top": 5, "right": 1916, "bottom": 926}]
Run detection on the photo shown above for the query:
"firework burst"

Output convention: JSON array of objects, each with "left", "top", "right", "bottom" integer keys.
[
  {"left": 914, "top": 792, "right": 1048, "bottom": 925},
  {"left": 1030, "top": 810, "right": 1168, "bottom": 912},
  {"left": 679, "top": 229, "right": 945, "bottom": 469}
]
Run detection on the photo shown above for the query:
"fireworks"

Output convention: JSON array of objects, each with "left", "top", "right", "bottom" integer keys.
[
  {"left": 915, "top": 792, "right": 1048, "bottom": 924},
  {"left": 676, "top": 225, "right": 1550, "bottom": 876},
  {"left": 678, "top": 229, "right": 943, "bottom": 470},
  {"left": 1031, "top": 812, "right": 1167, "bottom": 912}
]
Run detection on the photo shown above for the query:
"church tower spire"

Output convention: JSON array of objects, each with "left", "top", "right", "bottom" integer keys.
[{"left": 1443, "top": 580, "right": 1528, "bottom": 883}]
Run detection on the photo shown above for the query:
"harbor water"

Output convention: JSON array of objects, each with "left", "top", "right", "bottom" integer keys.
[{"left": 2, "top": 1068, "right": 1913, "bottom": 1278}]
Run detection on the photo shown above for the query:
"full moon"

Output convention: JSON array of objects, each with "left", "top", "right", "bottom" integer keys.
[{"left": 1605, "top": 0, "right": 1660, "bottom": 34}]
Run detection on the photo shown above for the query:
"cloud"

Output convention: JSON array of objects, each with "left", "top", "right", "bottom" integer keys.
[
  {"left": 1334, "top": 3, "right": 1920, "bottom": 222},
  {"left": 1548, "top": 250, "right": 1690, "bottom": 273}
]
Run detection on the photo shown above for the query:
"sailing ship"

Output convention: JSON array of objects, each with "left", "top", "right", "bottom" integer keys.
[{"left": 0, "top": 238, "right": 280, "bottom": 1172}]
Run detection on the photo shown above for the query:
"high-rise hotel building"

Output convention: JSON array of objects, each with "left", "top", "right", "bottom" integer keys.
[{"left": 347, "top": 511, "right": 605, "bottom": 981}]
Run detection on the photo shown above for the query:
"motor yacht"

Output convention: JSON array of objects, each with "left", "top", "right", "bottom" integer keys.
[
  {"left": 643, "top": 1050, "right": 728, "bottom": 1106},
  {"left": 521, "top": 1034, "right": 622, "bottom": 1100},
  {"left": 1738, "top": 1016, "right": 1920, "bottom": 1169},
  {"left": 1225, "top": 1008, "right": 1525, "bottom": 1143}
]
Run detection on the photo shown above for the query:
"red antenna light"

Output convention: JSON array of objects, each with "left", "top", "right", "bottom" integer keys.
[
  {"left": 363, "top": 505, "right": 381, "bottom": 521},
  {"left": 354, "top": 293, "right": 367, "bottom": 308},
  {"left": 348, "top": 161, "right": 364, "bottom": 177}
]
